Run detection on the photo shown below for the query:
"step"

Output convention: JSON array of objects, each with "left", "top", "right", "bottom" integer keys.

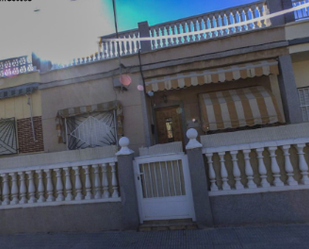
[{"left": 138, "top": 219, "right": 198, "bottom": 232}]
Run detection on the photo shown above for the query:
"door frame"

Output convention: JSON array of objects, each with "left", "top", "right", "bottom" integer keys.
[{"left": 153, "top": 101, "right": 187, "bottom": 146}]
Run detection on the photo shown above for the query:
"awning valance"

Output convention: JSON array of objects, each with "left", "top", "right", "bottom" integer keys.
[
  {"left": 199, "top": 86, "right": 283, "bottom": 131},
  {"left": 145, "top": 60, "right": 279, "bottom": 92},
  {"left": 57, "top": 100, "right": 121, "bottom": 118}
]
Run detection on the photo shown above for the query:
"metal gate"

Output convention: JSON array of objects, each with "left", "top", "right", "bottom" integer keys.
[{"left": 134, "top": 153, "right": 195, "bottom": 223}]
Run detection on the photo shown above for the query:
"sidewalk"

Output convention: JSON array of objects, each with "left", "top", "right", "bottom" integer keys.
[{"left": 1, "top": 223, "right": 309, "bottom": 249}]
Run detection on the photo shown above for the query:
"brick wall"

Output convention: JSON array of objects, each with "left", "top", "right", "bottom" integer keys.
[{"left": 17, "top": 116, "right": 44, "bottom": 153}]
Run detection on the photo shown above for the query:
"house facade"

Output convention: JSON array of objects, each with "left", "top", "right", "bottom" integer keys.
[{"left": 0, "top": 0, "right": 308, "bottom": 233}]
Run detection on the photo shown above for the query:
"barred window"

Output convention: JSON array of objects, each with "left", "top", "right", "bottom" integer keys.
[{"left": 298, "top": 87, "right": 309, "bottom": 121}]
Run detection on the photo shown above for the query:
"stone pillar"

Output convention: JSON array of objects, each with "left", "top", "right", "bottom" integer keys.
[
  {"left": 278, "top": 55, "right": 302, "bottom": 124},
  {"left": 116, "top": 137, "right": 140, "bottom": 230},
  {"left": 186, "top": 129, "right": 214, "bottom": 228},
  {"left": 138, "top": 21, "right": 152, "bottom": 52},
  {"left": 266, "top": 0, "right": 295, "bottom": 26}
]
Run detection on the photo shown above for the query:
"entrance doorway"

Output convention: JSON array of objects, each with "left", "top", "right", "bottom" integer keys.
[{"left": 155, "top": 106, "right": 184, "bottom": 144}]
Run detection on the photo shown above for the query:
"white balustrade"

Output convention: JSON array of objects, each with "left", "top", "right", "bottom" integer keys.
[
  {"left": 296, "top": 143, "right": 309, "bottom": 185},
  {"left": 218, "top": 152, "right": 231, "bottom": 190},
  {"left": 256, "top": 148, "right": 270, "bottom": 188},
  {"left": 293, "top": 0, "right": 309, "bottom": 20},
  {"left": 27, "top": 171, "right": 37, "bottom": 203},
  {"left": 97, "top": 1, "right": 269, "bottom": 58},
  {"left": 202, "top": 136, "right": 309, "bottom": 196},
  {"left": 206, "top": 153, "right": 218, "bottom": 191},
  {"left": 0, "top": 157, "right": 119, "bottom": 209},
  {"left": 230, "top": 150, "right": 244, "bottom": 190}
]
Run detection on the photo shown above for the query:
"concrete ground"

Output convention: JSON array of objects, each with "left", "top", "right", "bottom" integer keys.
[{"left": 1, "top": 223, "right": 309, "bottom": 249}]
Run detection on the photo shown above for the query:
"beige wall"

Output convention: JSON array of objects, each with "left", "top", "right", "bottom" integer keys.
[
  {"left": 0, "top": 72, "right": 42, "bottom": 120},
  {"left": 293, "top": 60, "right": 309, "bottom": 88},
  {"left": 285, "top": 19, "right": 309, "bottom": 40},
  {"left": 0, "top": 72, "right": 40, "bottom": 90},
  {"left": 41, "top": 71, "right": 146, "bottom": 153}
]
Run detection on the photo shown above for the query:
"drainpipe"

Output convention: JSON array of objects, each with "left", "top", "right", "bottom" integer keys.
[{"left": 26, "top": 94, "right": 37, "bottom": 142}]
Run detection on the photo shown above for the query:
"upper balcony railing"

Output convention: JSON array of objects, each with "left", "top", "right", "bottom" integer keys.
[
  {"left": 98, "top": 1, "right": 270, "bottom": 60},
  {"left": 0, "top": 55, "right": 34, "bottom": 78},
  {"left": 293, "top": 0, "right": 309, "bottom": 20}
]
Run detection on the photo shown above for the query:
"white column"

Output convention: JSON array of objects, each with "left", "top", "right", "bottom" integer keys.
[
  {"left": 243, "top": 149, "right": 257, "bottom": 189},
  {"left": 18, "top": 172, "right": 27, "bottom": 204},
  {"left": 36, "top": 169, "right": 45, "bottom": 203},
  {"left": 206, "top": 153, "right": 219, "bottom": 191},
  {"left": 10, "top": 172, "right": 19, "bottom": 205},
  {"left": 282, "top": 145, "right": 298, "bottom": 186},
  {"left": 55, "top": 168, "right": 64, "bottom": 201},
  {"left": 44, "top": 169, "right": 55, "bottom": 202},
  {"left": 218, "top": 152, "right": 231, "bottom": 190},
  {"left": 93, "top": 164, "right": 102, "bottom": 199},
  {"left": 27, "top": 171, "right": 37, "bottom": 203},
  {"left": 230, "top": 150, "right": 244, "bottom": 190},
  {"left": 101, "top": 163, "right": 109, "bottom": 198},
  {"left": 296, "top": 143, "right": 309, "bottom": 185},
  {"left": 83, "top": 165, "right": 93, "bottom": 200},
  {"left": 268, "top": 146, "right": 284, "bottom": 187},
  {"left": 110, "top": 162, "right": 119, "bottom": 198},
  {"left": 64, "top": 167, "right": 73, "bottom": 201},
  {"left": 73, "top": 166, "right": 83, "bottom": 200},
  {"left": 256, "top": 148, "right": 270, "bottom": 188},
  {"left": 1, "top": 173, "right": 10, "bottom": 205}
]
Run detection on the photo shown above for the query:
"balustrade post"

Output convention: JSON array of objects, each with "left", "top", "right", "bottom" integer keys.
[
  {"left": 110, "top": 162, "right": 119, "bottom": 198},
  {"left": 243, "top": 149, "right": 257, "bottom": 189},
  {"left": 18, "top": 172, "right": 27, "bottom": 204},
  {"left": 83, "top": 165, "right": 93, "bottom": 200},
  {"left": 36, "top": 169, "right": 46, "bottom": 203},
  {"left": 1, "top": 173, "right": 10, "bottom": 205},
  {"left": 10, "top": 172, "right": 19, "bottom": 205},
  {"left": 93, "top": 164, "right": 102, "bottom": 199},
  {"left": 101, "top": 163, "right": 110, "bottom": 198},
  {"left": 73, "top": 166, "right": 83, "bottom": 201},
  {"left": 44, "top": 169, "right": 55, "bottom": 202},
  {"left": 266, "top": 0, "right": 295, "bottom": 26},
  {"left": 27, "top": 171, "right": 37, "bottom": 203},
  {"left": 256, "top": 148, "right": 270, "bottom": 188},
  {"left": 268, "top": 146, "right": 284, "bottom": 187},
  {"left": 206, "top": 153, "right": 218, "bottom": 191},
  {"left": 55, "top": 169, "right": 64, "bottom": 202},
  {"left": 230, "top": 151, "right": 244, "bottom": 190},
  {"left": 282, "top": 145, "right": 298, "bottom": 186},
  {"left": 218, "top": 152, "right": 231, "bottom": 190},
  {"left": 296, "top": 143, "right": 309, "bottom": 185},
  {"left": 64, "top": 167, "right": 73, "bottom": 201}
]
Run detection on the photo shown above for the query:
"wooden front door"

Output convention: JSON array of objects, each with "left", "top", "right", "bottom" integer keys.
[{"left": 155, "top": 106, "right": 183, "bottom": 144}]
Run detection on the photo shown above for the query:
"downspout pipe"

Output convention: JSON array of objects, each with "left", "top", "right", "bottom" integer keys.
[{"left": 26, "top": 94, "right": 37, "bottom": 142}]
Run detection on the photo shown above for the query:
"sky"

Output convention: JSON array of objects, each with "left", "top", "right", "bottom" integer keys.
[{"left": 0, "top": 0, "right": 255, "bottom": 64}]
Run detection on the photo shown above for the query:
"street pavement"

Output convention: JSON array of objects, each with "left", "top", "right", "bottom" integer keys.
[{"left": 1, "top": 223, "right": 309, "bottom": 249}]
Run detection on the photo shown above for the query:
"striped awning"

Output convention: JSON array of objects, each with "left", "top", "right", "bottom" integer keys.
[
  {"left": 199, "top": 86, "right": 283, "bottom": 131},
  {"left": 145, "top": 60, "right": 279, "bottom": 92}
]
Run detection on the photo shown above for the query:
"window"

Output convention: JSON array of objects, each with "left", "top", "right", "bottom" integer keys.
[
  {"left": 66, "top": 111, "right": 117, "bottom": 150},
  {"left": 298, "top": 87, "right": 309, "bottom": 121},
  {"left": 0, "top": 118, "right": 17, "bottom": 155}
]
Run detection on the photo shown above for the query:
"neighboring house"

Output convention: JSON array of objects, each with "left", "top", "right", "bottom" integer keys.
[{"left": 0, "top": 0, "right": 308, "bottom": 233}]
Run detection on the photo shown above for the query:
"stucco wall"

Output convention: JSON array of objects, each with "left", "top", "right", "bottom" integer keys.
[
  {"left": 293, "top": 59, "right": 309, "bottom": 88},
  {"left": 40, "top": 70, "right": 146, "bottom": 153}
]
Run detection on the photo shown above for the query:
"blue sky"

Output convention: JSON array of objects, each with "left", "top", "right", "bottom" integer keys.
[
  {"left": 108, "top": 0, "right": 256, "bottom": 31},
  {"left": 0, "top": 0, "right": 255, "bottom": 63}
]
